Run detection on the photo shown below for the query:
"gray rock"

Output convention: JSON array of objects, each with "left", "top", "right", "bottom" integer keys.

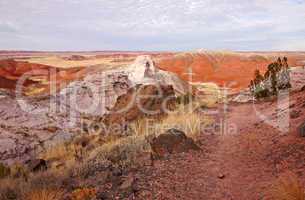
[{"left": 150, "top": 129, "right": 200, "bottom": 158}]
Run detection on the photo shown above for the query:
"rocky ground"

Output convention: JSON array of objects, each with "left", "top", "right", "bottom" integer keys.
[
  {"left": 58, "top": 88, "right": 305, "bottom": 199},
  {"left": 133, "top": 90, "right": 305, "bottom": 199}
]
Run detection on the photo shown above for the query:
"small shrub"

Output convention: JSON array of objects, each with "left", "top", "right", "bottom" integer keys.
[
  {"left": 10, "top": 163, "right": 28, "bottom": 179},
  {"left": 27, "top": 170, "right": 69, "bottom": 191},
  {"left": 253, "top": 86, "right": 270, "bottom": 99},
  {"left": 41, "top": 142, "right": 73, "bottom": 161},
  {"left": 250, "top": 57, "right": 291, "bottom": 98},
  {"left": 0, "top": 169, "right": 69, "bottom": 200},
  {"left": 71, "top": 157, "right": 111, "bottom": 179},
  {"left": 0, "top": 163, "right": 10, "bottom": 179},
  {"left": 41, "top": 141, "right": 86, "bottom": 164}
]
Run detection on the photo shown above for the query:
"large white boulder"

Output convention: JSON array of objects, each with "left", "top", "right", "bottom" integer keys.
[
  {"left": 125, "top": 55, "right": 190, "bottom": 94},
  {"left": 59, "top": 55, "right": 191, "bottom": 116},
  {"left": 126, "top": 55, "right": 157, "bottom": 83}
]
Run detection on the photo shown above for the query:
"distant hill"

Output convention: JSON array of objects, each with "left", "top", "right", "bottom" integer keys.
[{"left": 155, "top": 51, "right": 305, "bottom": 91}]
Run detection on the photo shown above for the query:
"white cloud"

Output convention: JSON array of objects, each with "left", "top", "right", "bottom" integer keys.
[
  {"left": 0, "top": 21, "right": 19, "bottom": 33},
  {"left": 0, "top": 0, "right": 304, "bottom": 50}
]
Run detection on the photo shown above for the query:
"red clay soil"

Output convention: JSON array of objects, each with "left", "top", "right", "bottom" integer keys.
[
  {"left": 0, "top": 59, "right": 88, "bottom": 95},
  {"left": 156, "top": 52, "right": 305, "bottom": 91},
  {"left": 135, "top": 90, "right": 305, "bottom": 199}
]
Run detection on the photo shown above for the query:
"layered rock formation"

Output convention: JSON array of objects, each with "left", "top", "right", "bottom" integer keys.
[
  {"left": 156, "top": 51, "right": 305, "bottom": 92},
  {"left": 60, "top": 55, "right": 190, "bottom": 116},
  {"left": 0, "top": 56, "right": 191, "bottom": 164}
]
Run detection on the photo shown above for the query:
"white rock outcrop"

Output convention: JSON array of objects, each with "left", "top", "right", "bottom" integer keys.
[
  {"left": 60, "top": 55, "right": 190, "bottom": 116},
  {"left": 125, "top": 55, "right": 189, "bottom": 94}
]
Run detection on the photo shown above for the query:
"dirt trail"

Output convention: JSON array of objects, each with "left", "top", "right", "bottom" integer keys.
[{"left": 136, "top": 94, "right": 305, "bottom": 199}]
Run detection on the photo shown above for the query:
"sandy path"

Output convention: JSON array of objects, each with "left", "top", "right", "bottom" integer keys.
[{"left": 135, "top": 94, "right": 305, "bottom": 199}]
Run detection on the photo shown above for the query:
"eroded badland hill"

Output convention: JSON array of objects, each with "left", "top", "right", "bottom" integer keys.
[{"left": 1, "top": 51, "right": 305, "bottom": 199}]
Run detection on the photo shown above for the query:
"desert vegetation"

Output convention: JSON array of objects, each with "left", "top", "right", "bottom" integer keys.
[{"left": 250, "top": 57, "right": 291, "bottom": 98}]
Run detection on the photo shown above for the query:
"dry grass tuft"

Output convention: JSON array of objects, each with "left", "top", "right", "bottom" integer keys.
[
  {"left": 41, "top": 98, "right": 210, "bottom": 171},
  {"left": 130, "top": 118, "right": 152, "bottom": 136},
  {"left": 89, "top": 134, "right": 150, "bottom": 167},
  {"left": 269, "top": 171, "right": 305, "bottom": 200},
  {"left": 71, "top": 187, "right": 97, "bottom": 200},
  {"left": 9, "top": 163, "right": 28, "bottom": 179},
  {"left": 0, "top": 163, "right": 10, "bottom": 178},
  {"left": 0, "top": 165, "right": 70, "bottom": 200},
  {"left": 140, "top": 102, "right": 206, "bottom": 138},
  {"left": 41, "top": 134, "right": 99, "bottom": 167},
  {"left": 24, "top": 188, "right": 64, "bottom": 200},
  {"left": 42, "top": 142, "right": 77, "bottom": 161}
]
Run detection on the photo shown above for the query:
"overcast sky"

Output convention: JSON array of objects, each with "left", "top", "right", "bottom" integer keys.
[{"left": 0, "top": 0, "right": 305, "bottom": 51}]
